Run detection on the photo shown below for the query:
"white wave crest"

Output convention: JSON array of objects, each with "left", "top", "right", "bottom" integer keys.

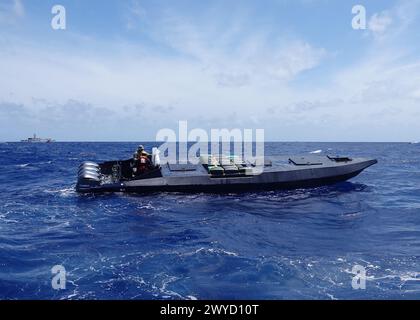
[{"left": 17, "top": 163, "right": 30, "bottom": 168}]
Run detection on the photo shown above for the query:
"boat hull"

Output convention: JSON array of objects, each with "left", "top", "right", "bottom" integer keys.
[
  {"left": 121, "top": 169, "right": 364, "bottom": 193},
  {"left": 76, "top": 157, "right": 377, "bottom": 194}
]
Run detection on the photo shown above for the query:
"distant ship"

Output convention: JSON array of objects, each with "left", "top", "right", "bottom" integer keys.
[{"left": 21, "top": 134, "right": 55, "bottom": 143}]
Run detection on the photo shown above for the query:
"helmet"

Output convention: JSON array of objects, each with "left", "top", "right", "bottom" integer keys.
[{"left": 138, "top": 145, "right": 144, "bottom": 151}]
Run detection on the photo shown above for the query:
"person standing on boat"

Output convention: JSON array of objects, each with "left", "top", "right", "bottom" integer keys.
[
  {"left": 137, "top": 145, "right": 150, "bottom": 158},
  {"left": 134, "top": 145, "right": 151, "bottom": 175}
]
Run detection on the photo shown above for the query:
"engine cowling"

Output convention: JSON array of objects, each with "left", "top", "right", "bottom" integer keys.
[{"left": 76, "top": 162, "right": 101, "bottom": 191}]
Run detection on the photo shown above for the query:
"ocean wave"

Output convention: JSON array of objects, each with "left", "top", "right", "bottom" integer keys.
[
  {"left": 1, "top": 142, "right": 419, "bottom": 299},
  {"left": 15, "top": 160, "right": 53, "bottom": 168},
  {"left": 16, "top": 163, "right": 30, "bottom": 168},
  {"left": 44, "top": 187, "right": 76, "bottom": 197},
  {"left": 180, "top": 247, "right": 238, "bottom": 257}
]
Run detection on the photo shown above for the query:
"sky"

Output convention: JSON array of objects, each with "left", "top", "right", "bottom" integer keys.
[{"left": 0, "top": 0, "right": 420, "bottom": 141}]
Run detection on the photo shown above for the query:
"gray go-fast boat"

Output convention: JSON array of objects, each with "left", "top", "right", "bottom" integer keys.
[{"left": 76, "top": 151, "right": 377, "bottom": 193}]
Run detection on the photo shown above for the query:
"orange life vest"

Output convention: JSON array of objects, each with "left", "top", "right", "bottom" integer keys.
[{"left": 137, "top": 155, "right": 150, "bottom": 173}]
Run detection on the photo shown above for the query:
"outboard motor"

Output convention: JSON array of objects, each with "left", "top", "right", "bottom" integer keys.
[{"left": 76, "top": 161, "right": 101, "bottom": 192}]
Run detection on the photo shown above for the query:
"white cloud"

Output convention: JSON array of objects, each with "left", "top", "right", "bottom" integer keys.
[
  {"left": 268, "top": 41, "right": 326, "bottom": 80},
  {"left": 367, "top": 1, "right": 420, "bottom": 41},
  {"left": 368, "top": 11, "right": 392, "bottom": 35},
  {"left": 0, "top": 5, "right": 327, "bottom": 115},
  {"left": 0, "top": 0, "right": 24, "bottom": 24},
  {"left": 125, "top": 0, "right": 146, "bottom": 30},
  {"left": 1, "top": 0, "right": 420, "bottom": 141},
  {"left": 13, "top": 0, "right": 24, "bottom": 17},
  {"left": 125, "top": 7, "right": 327, "bottom": 85}
]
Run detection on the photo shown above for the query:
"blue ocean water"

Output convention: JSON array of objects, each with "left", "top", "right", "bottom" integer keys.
[{"left": 0, "top": 142, "right": 419, "bottom": 300}]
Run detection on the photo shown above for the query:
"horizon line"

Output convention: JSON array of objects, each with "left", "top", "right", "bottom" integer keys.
[{"left": 2, "top": 140, "right": 416, "bottom": 144}]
